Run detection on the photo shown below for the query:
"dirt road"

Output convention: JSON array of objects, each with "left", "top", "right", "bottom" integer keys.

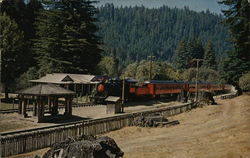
[{"left": 104, "top": 94, "right": 250, "bottom": 158}]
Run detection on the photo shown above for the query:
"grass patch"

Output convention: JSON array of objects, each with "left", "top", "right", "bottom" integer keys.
[{"left": 0, "top": 102, "right": 18, "bottom": 110}]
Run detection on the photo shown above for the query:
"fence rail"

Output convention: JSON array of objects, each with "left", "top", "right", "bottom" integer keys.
[
  {"left": 1, "top": 103, "right": 194, "bottom": 157},
  {"left": 220, "top": 93, "right": 237, "bottom": 99}
]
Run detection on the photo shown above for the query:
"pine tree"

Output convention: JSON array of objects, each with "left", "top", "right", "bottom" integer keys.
[
  {"left": 203, "top": 40, "right": 217, "bottom": 70},
  {"left": 33, "top": 0, "right": 102, "bottom": 76},
  {"left": 0, "top": 0, "right": 29, "bottom": 39},
  {"left": 187, "top": 38, "right": 204, "bottom": 60},
  {"left": 222, "top": 50, "right": 249, "bottom": 84},
  {"left": 1, "top": 0, "right": 43, "bottom": 74},
  {"left": 59, "top": 0, "right": 102, "bottom": 73},
  {"left": 172, "top": 40, "right": 188, "bottom": 69},
  {"left": 0, "top": 14, "right": 25, "bottom": 98},
  {"left": 33, "top": 9, "right": 67, "bottom": 76},
  {"left": 219, "top": 0, "right": 250, "bottom": 84}
]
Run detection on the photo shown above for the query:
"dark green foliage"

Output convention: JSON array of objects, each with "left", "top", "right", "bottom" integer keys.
[
  {"left": 33, "top": 9, "right": 69, "bottom": 76},
  {"left": 183, "top": 68, "right": 220, "bottom": 83},
  {"left": 203, "top": 40, "right": 217, "bottom": 70},
  {"left": 124, "top": 61, "right": 182, "bottom": 83},
  {"left": 172, "top": 40, "right": 188, "bottom": 69},
  {"left": 33, "top": 0, "right": 102, "bottom": 76},
  {"left": 16, "top": 67, "right": 39, "bottom": 90},
  {"left": 0, "top": 14, "right": 25, "bottom": 97},
  {"left": 186, "top": 38, "right": 205, "bottom": 61},
  {"left": 0, "top": 0, "right": 42, "bottom": 40},
  {"left": 222, "top": 50, "right": 249, "bottom": 84},
  {"left": 172, "top": 38, "right": 207, "bottom": 69},
  {"left": 239, "top": 72, "right": 250, "bottom": 91},
  {"left": 26, "top": 0, "right": 43, "bottom": 40},
  {"left": 0, "top": 0, "right": 43, "bottom": 78},
  {"left": 97, "top": 56, "right": 119, "bottom": 77},
  {"left": 220, "top": 0, "right": 250, "bottom": 61},
  {"left": 97, "top": 4, "right": 231, "bottom": 66},
  {"left": 0, "top": 0, "right": 28, "bottom": 37},
  {"left": 219, "top": 0, "right": 250, "bottom": 84}
]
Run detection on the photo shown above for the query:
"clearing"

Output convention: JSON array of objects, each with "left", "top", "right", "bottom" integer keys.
[
  {"left": 104, "top": 93, "right": 250, "bottom": 158},
  {"left": 5, "top": 94, "right": 250, "bottom": 158}
]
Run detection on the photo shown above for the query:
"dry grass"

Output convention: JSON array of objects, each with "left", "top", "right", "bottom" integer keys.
[
  {"left": 0, "top": 102, "right": 19, "bottom": 110},
  {"left": 104, "top": 94, "right": 250, "bottom": 158},
  {"left": 3, "top": 94, "right": 250, "bottom": 158}
]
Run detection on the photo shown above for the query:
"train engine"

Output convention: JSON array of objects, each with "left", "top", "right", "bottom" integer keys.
[
  {"left": 91, "top": 79, "right": 122, "bottom": 104},
  {"left": 91, "top": 79, "right": 137, "bottom": 104}
]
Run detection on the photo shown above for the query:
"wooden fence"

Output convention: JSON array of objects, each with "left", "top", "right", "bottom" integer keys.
[
  {"left": 1, "top": 103, "right": 194, "bottom": 157},
  {"left": 220, "top": 93, "right": 237, "bottom": 99}
]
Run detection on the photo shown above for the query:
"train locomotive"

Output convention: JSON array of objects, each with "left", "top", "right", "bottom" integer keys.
[{"left": 91, "top": 79, "right": 231, "bottom": 104}]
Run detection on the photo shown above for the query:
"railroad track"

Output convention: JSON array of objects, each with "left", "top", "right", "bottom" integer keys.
[
  {"left": 0, "top": 98, "right": 174, "bottom": 114},
  {"left": 0, "top": 93, "right": 234, "bottom": 114},
  {"left": 0, "top": 102, "right": 102, "bottom": 114}
]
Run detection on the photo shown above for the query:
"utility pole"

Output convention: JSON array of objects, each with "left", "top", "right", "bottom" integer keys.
[
  {"left": 192, "top": 59, "right": 203, "bottom": 102},
  {"left": 121, "top": 75, "right": 125, "bottom": 113},
  {"left": 148, "top": 56, "right": 155, "bottom": 80}
]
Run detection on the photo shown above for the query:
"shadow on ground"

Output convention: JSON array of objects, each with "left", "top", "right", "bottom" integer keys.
[
  {"left": 43, "top": 115, "right": 91, "bottom": 124},
  {"left": 124, "top": 97, "right": 177, "bottom": 107}
]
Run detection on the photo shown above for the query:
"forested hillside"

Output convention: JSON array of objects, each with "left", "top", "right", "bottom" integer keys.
[{"left": 97, "top": 4, "right": 231, "bottom": 65}]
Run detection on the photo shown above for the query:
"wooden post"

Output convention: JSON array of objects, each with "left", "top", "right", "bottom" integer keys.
[
  {"left": 69, "top": 97, "right": 72, "bottom": 116},
  {"left": 81, "top": 84, "right": 83, "bottom": 97},
  {"left": 12, "top": 99, "right": 15, "bottom": 110},
  {"left": 18, "top": 95, "right": 23, "bottom": 114},
  {"left": 122, "top": 76, "right": 125, "bottom": 113},
  {"left": 37, "top": 97, "right": 41, "bottom": 123},
  {"left": 33, "top": 97, "right": 37, "bottom": 116},
  {"left": 55, "top": 97, "right": 58, "bottom": 114},
  {"left": 22, "top": 99, "right": 27, "bottom": 117},
  {"left": 48, "top": 96, "right": 52, "bottom": 112},
  {"left": 41, "top": 97, "right": 45, "bottom": 122},
  {"left": 65, "top": 97, "right": 68, "bottom": 115}
]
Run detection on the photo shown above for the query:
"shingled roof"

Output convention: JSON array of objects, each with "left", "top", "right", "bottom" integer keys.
[
  {"left": 30, "top": 73, "right": 99, "bottom": 84},
  {"left": 17, "top": 84, "right": 75, "bottom": 96}
]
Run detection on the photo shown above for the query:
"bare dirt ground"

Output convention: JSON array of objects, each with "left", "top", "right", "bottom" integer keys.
[
  {"left": 0, "top": 100, "right": 180, "bottom": 133},
  {"left": 104, "top": 93, "right": 250, "bottom": 158},
  {"left": 4, "top": 94, "right": 250, "bottom": 158}
]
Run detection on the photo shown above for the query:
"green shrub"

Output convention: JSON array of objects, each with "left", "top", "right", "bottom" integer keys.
[{"left": 239, "top": 72, "right": 250, "bottom": 91}]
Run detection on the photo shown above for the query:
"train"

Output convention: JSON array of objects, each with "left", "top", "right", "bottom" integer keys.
[{"left": 91, "top": 79, "right": 231, "bottom": 104}]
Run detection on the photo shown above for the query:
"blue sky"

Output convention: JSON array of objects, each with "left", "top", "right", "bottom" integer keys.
[{"left": 95, "top": 0, "right": 226, "bottom": 14}]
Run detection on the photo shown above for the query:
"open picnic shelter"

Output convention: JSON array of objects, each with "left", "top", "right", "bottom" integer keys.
[{"left": 17, "top": 84, "right": 75, "bottom": 123}]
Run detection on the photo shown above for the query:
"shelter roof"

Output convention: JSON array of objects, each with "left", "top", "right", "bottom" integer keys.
[
  {"left": 105, "top": 96, "right": 121, "bottom": 102},
  {"left": 17, "top": 84, "right": 75, "bottom": 96},
  {"left": 30, "top": 73, "right": 100, "bottom": 84}
]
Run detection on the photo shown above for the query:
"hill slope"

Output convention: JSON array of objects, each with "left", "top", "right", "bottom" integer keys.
[{"left": 97, "top": 4, "right": 231, "bottom": 65}]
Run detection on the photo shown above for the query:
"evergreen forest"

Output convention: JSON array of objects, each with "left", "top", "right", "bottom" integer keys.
[
  {"left": 0, "top": 0, "right": 250, "bottom": 97},
  {"left": 96, "top": 4, "right": 231, "bottom": 64}
]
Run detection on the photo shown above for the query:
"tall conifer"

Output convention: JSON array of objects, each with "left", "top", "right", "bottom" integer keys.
[
  {"left": 203, "top": 40, "right": 217, "bottom": 70},
  {"left": 173, "top": 40, "right": 188, "bottom": 69},
  {"left": 219, "top": 0, "right": 250, "bottom": 84},
  {"left": 33, "top": 0, "right": 102, "bottom": 76}
]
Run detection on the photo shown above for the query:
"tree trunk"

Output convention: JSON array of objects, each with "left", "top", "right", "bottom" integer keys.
[
  {"left": 4, "top": 84, "right": 9, "bottom": 99},
  {"left": 5, "top": 91, "right": 9, "bottom": 99}
]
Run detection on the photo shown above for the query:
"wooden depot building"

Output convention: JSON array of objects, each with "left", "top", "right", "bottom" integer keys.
[{"left": 29, "top": 73, "right": 107, "bottom": 97}]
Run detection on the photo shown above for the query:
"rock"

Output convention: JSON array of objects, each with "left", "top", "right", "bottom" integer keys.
[
  {"left": 131, "top": 114, "right": 169, "bottom": 127},
  {"left": 198, "top": 90, "right": 217, "bottom": 105},
  {"left": 41, "top": 135, "right": 123, "bottom": 158}
]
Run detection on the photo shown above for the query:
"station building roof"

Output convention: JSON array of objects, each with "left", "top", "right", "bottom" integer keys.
[{"left": 30, "top": 73, "right": 103, "bottom": 84}]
